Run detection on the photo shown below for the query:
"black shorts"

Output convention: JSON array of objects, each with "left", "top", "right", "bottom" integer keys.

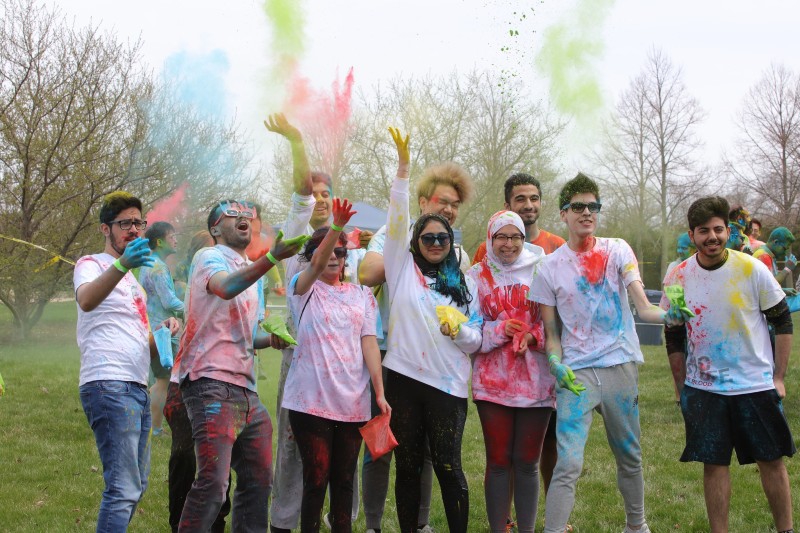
[{"left": 680, "top": 386, "right": 795, "bottom": 465}]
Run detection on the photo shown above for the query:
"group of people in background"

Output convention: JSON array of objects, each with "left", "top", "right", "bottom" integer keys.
[{"left": 73, "top": 115, "right": 795, "bottom": 533}]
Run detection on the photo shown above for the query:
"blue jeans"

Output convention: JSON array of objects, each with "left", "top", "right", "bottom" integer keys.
[
  {"left": 80, "top": 380, "right": 151, "bottom": 533},
  {"left": 179, "top": 378, "right": 273, "bottom": 533}
]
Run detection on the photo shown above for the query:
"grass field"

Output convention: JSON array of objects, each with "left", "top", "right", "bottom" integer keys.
[{"left": 0, "top": 301, "right": 797, "bottom": 532}]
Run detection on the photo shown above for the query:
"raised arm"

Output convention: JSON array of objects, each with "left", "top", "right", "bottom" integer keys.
[
  {"left": 382, "top": 127, "right": 412, "bottom": 292},
  {"left": 208, "top": 232, "right": 308, "bottom": 300},
  {"left": 264, "top": 113, "right": 312, "bottom": 196},
  {"left": 293, "top": 198, "right": 357, "bottom": 296}
]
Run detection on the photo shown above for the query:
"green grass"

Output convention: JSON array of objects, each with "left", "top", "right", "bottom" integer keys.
[{"left": 0, "top": 302, "right": 798, "bottom": 531}]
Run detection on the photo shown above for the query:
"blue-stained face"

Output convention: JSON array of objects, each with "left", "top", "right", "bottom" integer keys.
[{"left": 726, "top": 223, "right": 745, "bottom": 250}]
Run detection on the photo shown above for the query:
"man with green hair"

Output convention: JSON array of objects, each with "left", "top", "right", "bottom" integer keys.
[{"left": 753, "top": 227, "right": 797, "bottom": 293}]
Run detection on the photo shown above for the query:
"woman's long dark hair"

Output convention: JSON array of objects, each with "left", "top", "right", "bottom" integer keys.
[{"left": 410, "top": 214, "right": 472, "bottom": 307}]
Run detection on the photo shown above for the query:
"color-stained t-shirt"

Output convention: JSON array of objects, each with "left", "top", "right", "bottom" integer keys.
[
  {"left": 175, "top": 245, "right": 263, "bottom": 391},
  {"left": 139, "top": 255, "right": 183, "bottom": 327},
  {"left": 283, "top": 275, "right": 378, "bottom": 422},
  {"left": 472, "top": 229, "right": 565, "bottom": 265},
  {"left": 752, "top": 247, "right": 777, "bottom": 275},
  {"left": 660, "top": 250, "right": 785, "bottom": 395},
  {"left": 381, "top": 178, "right": 483, "bottom": 398},
  {"left": 529, "top": 237, "right": 643, "bottom": 370},
  {"left": 466, "top": 260, "right": 556, "bottom": 408},
  {"left": 73, "top": 253, "right": 151, "bottom": 386}
]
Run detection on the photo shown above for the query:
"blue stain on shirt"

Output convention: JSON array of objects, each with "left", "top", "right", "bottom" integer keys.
[{"left": 206, "top": 401, "right": 222, "bottom": 416}]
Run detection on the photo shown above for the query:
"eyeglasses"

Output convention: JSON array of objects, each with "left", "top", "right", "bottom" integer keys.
[
  {"left": 493, "top": 233, "right": 525, "bottom": 244},
  {"left": 109, "top": 218, "right": 147, "bottom": 231},
  {"left": 562, "top": 202, "right": 602, "bottom": 214},
  {"left": 333, "top": 247, "right": 347, "bottom": 259},
  {"left": 420, "top": 232, "right": 451, "bottom": 247},
  {"left": 211, "top": 203, "right": 256, "bottom": 227}
]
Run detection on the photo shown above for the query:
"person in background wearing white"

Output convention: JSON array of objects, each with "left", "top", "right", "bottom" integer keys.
[{"left": 382, "top": 128, "right": 482, "bottom": 533}]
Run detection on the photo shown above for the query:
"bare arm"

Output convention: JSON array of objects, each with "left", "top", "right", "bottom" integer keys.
[
  {"left": 628, "top": 280, "right": 667, "bottom": 323},
  {"left": 76, "top": 267, "right": 127, "bottom": 312},
  {"left": 362, "top": 335, "right": 390, "bottom": 414},
  {"left": 265, "top": 113, "right": 312, "bottom": 195},
  {"left": 540, "top": 304, "right": 562, "bottom": 358},
  {"left": 358, "top": 252, "right": 386, "bottom": 287}
]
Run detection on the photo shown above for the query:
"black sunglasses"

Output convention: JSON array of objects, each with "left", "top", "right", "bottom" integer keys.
[
  {"left": 420, "top": 232, "right": 451, "bottom": 247},
  {"left": 333, "top": 247, "right": 347, "bottom": 259},
  {"left": 562, "top": 201, "right": 602, "bottom": 214}
]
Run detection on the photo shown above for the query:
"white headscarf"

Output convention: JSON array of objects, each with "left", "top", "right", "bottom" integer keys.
[{"left": 482, "top": 210, "right": 544, "bottom": 285}]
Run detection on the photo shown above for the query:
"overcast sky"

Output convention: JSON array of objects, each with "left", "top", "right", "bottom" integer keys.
[{"left": 56, "top": 0, "right": 800, "bottom": 176}]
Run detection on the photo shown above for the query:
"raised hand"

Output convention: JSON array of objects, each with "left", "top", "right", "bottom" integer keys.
[
  {"left": 271, "top": 230, "right": 311, "bottom": 261},
  {"left": 120, "top": 237, "right": 155, "bottom": 270},
  {"left": 264, "top": 112, "right": 302, "bottom": 143},
  {"left": 549, "top": 354, "right": 586, "bottom": 396},
  {"left": 332, "top": 198, "right": 357, "bottom": 229},
  {"left": 388, "top": 127, "right": 410, "bottom": 167},
  {"left": 359, "top": 229, "right": 374, "bottom": 249}
]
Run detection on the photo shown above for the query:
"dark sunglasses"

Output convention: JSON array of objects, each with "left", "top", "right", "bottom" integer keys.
[
  {"left": 562, "top": 201, "right": 602, "bottom": 214},
  {"left": 420, "top": 232, "right": 451, "bottom": 247},
  {"left": 333, "top": 247, "right": 347, "bottom": 259}
]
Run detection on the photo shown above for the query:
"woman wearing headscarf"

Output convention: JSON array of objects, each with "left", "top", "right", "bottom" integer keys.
[
  {"left": 466, "top": 210, "right": 556, "bottom": 533},
  {"left": 381, "top": 128, "right": 482, "bottom": 533}
]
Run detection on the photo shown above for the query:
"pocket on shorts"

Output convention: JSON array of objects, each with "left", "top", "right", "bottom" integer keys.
[
  {"left": 98, "top": 380, "right": 131, "bottom": 394},
  {"left": 193, "top": 379, "right": 232, "bottom": 401}
]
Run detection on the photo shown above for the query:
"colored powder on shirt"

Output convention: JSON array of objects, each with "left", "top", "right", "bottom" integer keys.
[{"left": 578, "top": 249, "right": 606, "bottom": 285}]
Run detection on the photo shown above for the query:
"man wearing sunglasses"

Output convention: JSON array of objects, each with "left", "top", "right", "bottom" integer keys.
[
  {"left": 74, "top": 191, "right": 181, "bottom": 532},
  {"left": 530, "top": 173, "right": 684, "bottom": 533},
  {"left": 174, "top": 199, "right": 306, "bottom": 532}
]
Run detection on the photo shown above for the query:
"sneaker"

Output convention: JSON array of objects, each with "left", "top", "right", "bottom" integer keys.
[
  {"left": 152, "top": 427, "right": 164, "bottom": 437},
  {"left": 417, "top": 526, "right": 434, "bottom": 533},
  {"left": 622, "top": 524, "right": 651, "bottom": 533},
  {"left": 323, "top": 512, "right": 331, "bottom": 530}
]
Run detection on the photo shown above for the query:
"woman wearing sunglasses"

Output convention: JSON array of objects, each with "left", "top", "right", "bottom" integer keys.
[
  {"left": 466, "top": 210, "right": 556, "bottom": 533},
  {"left": 381, "top": 128, "right": 482, "bottom": 533},
  {"left": 282, "top": 198, "right": 390, "bottom": 533}
]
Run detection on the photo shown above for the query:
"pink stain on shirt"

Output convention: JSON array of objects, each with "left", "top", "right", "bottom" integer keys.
[{"left": 579, "top": 248, "right": 607, "bottom": 285}]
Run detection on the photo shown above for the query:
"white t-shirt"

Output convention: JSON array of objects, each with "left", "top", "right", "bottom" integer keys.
[
  {"left": 73, "top": 253, "right": 151, "bottom": 386},
  {"left": 529, "top": 237, "right": 643, "bottom": 370},
  {"left": 381, "top": 178, "right": 483, "bottom": 398},
  {"left": 660, "top": 250, "right": 785, "bottom": 395},
  {"left": 283, "top": 275, "right": 378, "bottom": 422}
]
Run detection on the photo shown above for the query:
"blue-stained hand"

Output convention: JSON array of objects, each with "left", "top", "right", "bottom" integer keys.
[
  {"left": 120, "top": 237, "right": 155, "bottom": 269},
  {"left": 549, "top": 357, "right": 585, "bottom": 396}
]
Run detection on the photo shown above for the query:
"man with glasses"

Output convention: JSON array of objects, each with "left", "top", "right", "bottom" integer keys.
[
  {"left": 175, "top": 199, "right": 306, "bottom": 532},
  {"left": 74, "top": 191, "right": 180, "bottom": 532},
  {"left": 530, "top": 173, "right": 682, "bottom": 533}
]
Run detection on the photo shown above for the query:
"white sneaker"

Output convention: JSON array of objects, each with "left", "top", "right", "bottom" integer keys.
[
  {"left": 323, "top": 512, "right": 331, "bottom": 529},
  {"left": 622, "top": 524, "right": 651, "bottom": 533},
  {"left": 417, "top": 526, "right": 434, "bottom": 533}
]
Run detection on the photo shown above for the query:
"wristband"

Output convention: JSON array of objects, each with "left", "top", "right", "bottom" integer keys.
[
  {"left": 330, "top": 222, "right": 344, "bottom": 232},
  {"left": 548, "top": 353, "right": 561, "bottom": 366},
  {"left": 112, "top": 259, "right": 129, "bottom": 274},
  {"left": 266, "top": 251, "right": 279, "bottom": 265}
]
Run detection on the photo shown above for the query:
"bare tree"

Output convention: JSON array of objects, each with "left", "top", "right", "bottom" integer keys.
[{"left": 727, "top": 64, "right": 800, "bottom": 229}]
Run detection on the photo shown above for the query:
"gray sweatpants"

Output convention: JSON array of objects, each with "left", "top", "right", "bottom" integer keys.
[
  {"left": 270, "top": 348, "right": 359, "bottom": 529},
  {"left": 543, "top": 362, "right": 645, "bottom": 533}
]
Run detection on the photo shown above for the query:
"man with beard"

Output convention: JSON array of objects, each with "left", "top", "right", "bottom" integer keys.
[
  {"left": 175, "top": 200, "right": 306, "bottom": 532},
  {"left": 471, "top": 173, "right": 565, "bottom": 264},
  {"left": 661, "top": 196, "right": 794, "bottom": 533},
  {"left": 74, "top": 191, "right": 180, "bottom": 532}
]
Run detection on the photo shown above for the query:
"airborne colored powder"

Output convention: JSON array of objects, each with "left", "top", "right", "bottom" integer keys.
[
  {"left": 147, "top": 182, "right": 189, "bottom": 226},
  {"left": 263, "top": 0, "right": 306, "bottom": 83},
  {"left": 535, "top": 0, "right": 615, "bottom": 119}
]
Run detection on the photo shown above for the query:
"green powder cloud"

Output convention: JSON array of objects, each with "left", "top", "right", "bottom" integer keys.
[{"left": 535, "top": 0, "right": 615, "bottom": 118}]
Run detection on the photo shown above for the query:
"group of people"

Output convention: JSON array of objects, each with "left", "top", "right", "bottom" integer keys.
[{"left": 73, "top": 115, "right": 794, "bottom": 533}]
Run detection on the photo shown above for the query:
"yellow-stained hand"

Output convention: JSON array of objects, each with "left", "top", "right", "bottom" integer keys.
[
  {"left": 388, "top": 127, "right": 410, "bottom": 167},
  {"left": 264, "top": 113, "right": 302, "bottom": 143}
]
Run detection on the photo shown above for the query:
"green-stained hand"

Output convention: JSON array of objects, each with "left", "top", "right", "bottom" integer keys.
[
  {"left": 271, "top": 230, "right": 311, "bottom": 262},
  {"left": 264, "top": 112, "right": 302, "bottom": 143},
  {"left": 548, "top": 355, "right": 585, "bottom": 396},
  {"left": 388, "top": 127, "right": 410, "bottom": 167},
  {"left": 261, "top": 314, "right": 297, "bottom": 346}
]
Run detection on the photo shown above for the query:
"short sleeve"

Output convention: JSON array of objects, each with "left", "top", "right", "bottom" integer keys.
[
  {"left": 74, "top": 256, "right": 104, "bottom": 293},
  {"left": 529, "top": 260, "right": 556, "bottom": 306},
  {"left": 194, "top": 248, "right": 229, "bottom": 292},
  {"left": 616, "top": 239, "right": 642, "bottom": 287},
  {"left": 361, "top": 287, "right": 378, "bottom": 338}
]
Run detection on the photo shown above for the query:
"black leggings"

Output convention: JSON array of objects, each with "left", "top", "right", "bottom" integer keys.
[
  {"left": 385, "top": 370, "right": 469, "bottom": 533},
  {"left": 288, "top": 410, "right": 363, "bottom": 533}
]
